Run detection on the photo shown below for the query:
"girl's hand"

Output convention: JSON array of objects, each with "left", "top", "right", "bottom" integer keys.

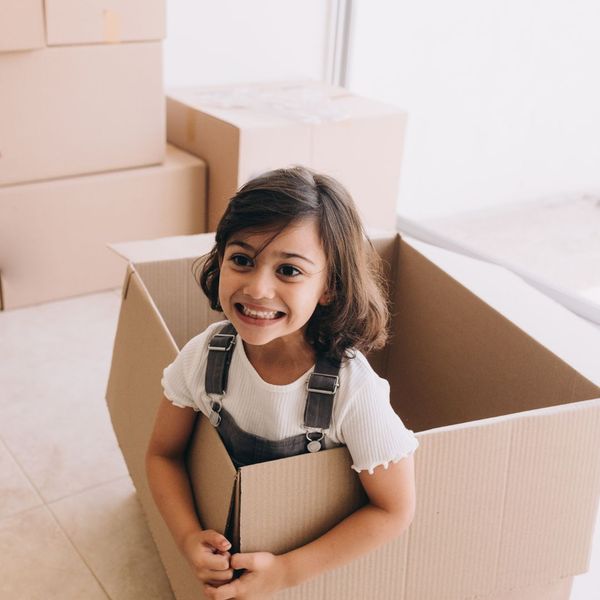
[
  {"left": 203, "top": 552, "right": 289, "bottom": 600},
  {"left": 181, "top": 529, "right": 233, "bottom": 587}
]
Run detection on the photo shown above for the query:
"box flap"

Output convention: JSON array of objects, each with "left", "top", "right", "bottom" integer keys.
[
  {"left": 187, "top": 415, "right": 237, "bottom": 536},
  {"left": 110, "top": 232, "right": 216, "bottom": 265},
  {"left": 386, "top": 237, "right": 600, "bottom": 434},
  {"left": 106, "top": 268, "right": 207, "bottom": 599},
  {"left": 404, "top": 237, "right": 600, "bottom": 386},
  {"left": 238, "top": 447, "right": 366, "bottom": 555}
]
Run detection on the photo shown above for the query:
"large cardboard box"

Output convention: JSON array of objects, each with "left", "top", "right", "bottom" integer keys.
[
  {"left": 44, "top": 0, "right": 166, "bottom": 45},
  {"left": 0, "top": 146, "right": 205, "bottom": 310},
  {"left": 0, "top": 41, "right": 164, "bottom": 186},
  {"left": 106, "top": 232, "right": 600, "bottom": 600},
  {"left": 166, "top": 82, "right": 407, "bottom": 231},
  {"left": 0, "top": 0, "right": 45, "bottom": 52}
]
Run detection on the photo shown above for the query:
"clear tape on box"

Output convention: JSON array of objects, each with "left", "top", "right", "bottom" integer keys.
[
  {"left": 183, "top": 83, "right": 350, "bottom": 124},
  {"left": 396, "top": 215, "right": 600, "bottom": 327}
]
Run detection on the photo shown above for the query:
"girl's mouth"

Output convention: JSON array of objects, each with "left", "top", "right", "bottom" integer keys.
[{"left": 235, "top": 303, "right": 285, "bottom": 321}]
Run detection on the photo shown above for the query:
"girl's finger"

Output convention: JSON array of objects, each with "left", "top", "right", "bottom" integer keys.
[
  {"left": 204, "top": 530, "right": 232, "bottom": 552},
  {"left": 202, "top": 552, "right": 230, "bottom": 571},
  {"left": 204, "top": 579, "right": 239, "bottom": 600},
  {"left": 207, "top": 568, "right": 234, "bottom": 582}
]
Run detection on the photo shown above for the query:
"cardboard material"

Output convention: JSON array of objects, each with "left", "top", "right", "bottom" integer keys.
[
  {"left": 0, "top": 0, "right": 45, "bottom": 52},
  {"left": 0, "top": 146, "right": 205, "bottom": 310},
  {"left": 106, "top": 232, "right": 600, "bottom": 599},
  {"left": 166, "top": 82, "right": 407, "bottom": 231},
  {"left": 44, "top": 0, "right": 166, "bottom": 45},
  {"left": 0, "top": 42, "right": 164, "bottom": 186}
]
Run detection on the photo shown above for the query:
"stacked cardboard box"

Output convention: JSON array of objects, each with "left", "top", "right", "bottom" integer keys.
[
  {"left": 166, "top": 81, "right": 408, "bottom": 231},
  {"left": 0, "top": 1, "right": 207, "bottom": 309},
  {"left": 106, "top": 232, "right": 600, "bottom": 600}
]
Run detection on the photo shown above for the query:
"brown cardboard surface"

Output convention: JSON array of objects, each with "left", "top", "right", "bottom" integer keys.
[
  {"left": 187, "top": 416, "right": 237, "bottom": 536},
  {"left": 386, "top": 239, "right": 600, "bottom": 433},
  {"left": 106, "top": 232, "right": 600, "bottom": 600},
  {"left": 106, "top": 268, "right": 206, "bottom": 600},
  {"left": 0, "top": 42, "right": 164, "bottom": 186},
  {"left": 0, "top": 145, "right": 205, "bottom": 309},
  {"left": 404, "top": 237, "right": 600, "bottom": 386},
  {"left": 166, "top": 82, "right": 407, "bottom": 231},
  {"left": 0, "top": 0, "right": 44, "bottom": 52},
  {"left": 488, "top": 577, "right": 573, "bottom": 600},
  {"left": 44, "top": 0, "right": 166, "bottom": 45}
]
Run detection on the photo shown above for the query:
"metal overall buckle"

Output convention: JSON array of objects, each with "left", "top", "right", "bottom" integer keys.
[
  {"left": 208, "top": 333, "right": 236, "bottom": 353},
  {"left": 208, "top": 396, "right": 224, "bottom": 427},
  {"left": 305, "top": 429, "right": 325, "bottom": 453}
]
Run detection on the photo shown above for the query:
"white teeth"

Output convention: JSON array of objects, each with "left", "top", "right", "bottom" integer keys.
[{"left": 240, "top": 304, "right": 281, "bottom": 320}]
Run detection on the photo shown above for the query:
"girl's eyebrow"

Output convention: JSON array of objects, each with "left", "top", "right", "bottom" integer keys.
[{"left": 227, "top": 239, "right": 316, "bottom": 266}]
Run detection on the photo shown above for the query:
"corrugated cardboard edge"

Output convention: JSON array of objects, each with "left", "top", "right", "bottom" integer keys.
[
  {"left": 0, "top": 271, "right": 4, "bottom": 311},
  {"left": 187, "top": 415, "right": 238, "bottom": 537}
]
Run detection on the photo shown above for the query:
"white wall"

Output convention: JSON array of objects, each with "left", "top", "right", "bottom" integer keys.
[
  {"left": 348, "top": 0, "right": 600, "bottom": 219},
  {"left": 164, "top": 0, "right": 332, "bottom": 88}
]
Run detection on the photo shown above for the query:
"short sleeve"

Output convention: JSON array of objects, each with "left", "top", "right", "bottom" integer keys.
[
  {"left": 160, "top": 324, "right": 225, "bottom": 412},
  {"left": 338, "top": 377, "right": 419, "bottom": 474},
  {"left": 161, "top": 342, "right": 199, "bottom": 410}
]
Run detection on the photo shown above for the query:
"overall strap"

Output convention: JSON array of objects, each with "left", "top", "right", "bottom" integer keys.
[
  {"left": 304, "top": 356, "right": 341, "bottom": 430},
  {"left": 205, "top": 322, "right": 341, "bottom": 454},
  {"left": 205, "top": 322, "right": 237, "bottom": 395}
]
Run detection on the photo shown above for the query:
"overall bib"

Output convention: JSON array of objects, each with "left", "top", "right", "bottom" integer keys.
[{"left": 205, "top": 322, "right": 341, "bottom": 468}]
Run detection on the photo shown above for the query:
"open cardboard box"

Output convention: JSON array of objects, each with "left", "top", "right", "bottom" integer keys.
[{"left": 106, "top": 232, "right": 600, "bottom": 600}]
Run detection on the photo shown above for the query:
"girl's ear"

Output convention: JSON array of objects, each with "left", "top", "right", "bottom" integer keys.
[{"left": 318, "top": 289, "right": 331, "bottom": 306}]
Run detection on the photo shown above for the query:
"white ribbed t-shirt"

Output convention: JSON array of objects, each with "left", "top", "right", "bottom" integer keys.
[{"left": 161, "top": 320, "right": 419, "bottom": 474}]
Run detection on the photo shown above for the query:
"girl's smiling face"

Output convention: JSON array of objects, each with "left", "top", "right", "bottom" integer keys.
[{"left": 218, "top": 218, "right": 329, "bottom": 350}]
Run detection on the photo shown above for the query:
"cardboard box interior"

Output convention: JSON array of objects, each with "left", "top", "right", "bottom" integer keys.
[
  {"left": 106, "top": 232, "right": 600, "bottom": 600},
  {"left": 166, "top": 83, "right": 407, "bottom": 231},
  {"left": 0, "top": 146, "right": 206, "bottom": 310},
  {"left": 0, "top": 41, "right": 164, "bottom": 187}
]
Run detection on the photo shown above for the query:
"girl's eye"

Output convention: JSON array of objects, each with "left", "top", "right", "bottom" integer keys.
[
  {"left": 230, "top": 254, "right": 254, "bottom": 268},
  {"left": 278, "top": 264, "right": 302, "bottom": 278}
]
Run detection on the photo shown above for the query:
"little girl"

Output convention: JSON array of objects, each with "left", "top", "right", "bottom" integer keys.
[{"left": 146, "top": 167, "right": 419, "bottom": 600}]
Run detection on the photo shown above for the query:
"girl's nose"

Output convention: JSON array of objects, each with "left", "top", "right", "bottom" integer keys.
[{"left": 243, "top": 269, "right": 276, "bottom": 299}]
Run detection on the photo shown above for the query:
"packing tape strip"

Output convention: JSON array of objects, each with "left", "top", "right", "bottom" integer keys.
[
  {"left": 103, "top": 10, "right": 121, "bottom": 44},
  {"left": 185, "top": 84, "right": 351, "bottom": 124},
  {"left": 396, "top": 215, "right": 600, "bottom": 327}
]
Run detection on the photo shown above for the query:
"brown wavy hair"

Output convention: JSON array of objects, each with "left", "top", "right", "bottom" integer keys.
[{"left": 195, "top": 166, "right": 389, "bottom": 360}]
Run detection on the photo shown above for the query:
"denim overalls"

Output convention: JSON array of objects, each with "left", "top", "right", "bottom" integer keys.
[{"left": 205, "top": 322, "right": 341, "bottom": 468}]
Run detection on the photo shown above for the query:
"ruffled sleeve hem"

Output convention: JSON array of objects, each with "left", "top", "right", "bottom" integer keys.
[
  {"left": 168, "top": 398, "right": 201, "bottom": 411},
  {"left": 351, "top": 440, "right": 419, "bottom": 475}
]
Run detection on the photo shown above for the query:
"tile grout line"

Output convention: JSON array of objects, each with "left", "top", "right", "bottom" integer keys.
[
  {"left": 0, "top": 439, "right": 130, "bottom": 521},
  {"left": 0, "top": 501, "right": 112, "bottom": 600},
  {"left": 44, "top": 503, "right": 113, "bottom": 600},
  {"left": 0, "top": 436, "right": 46, "bottom": 509},
  {"left": 45, "top": 473, "right": 131, "bottom": 505}
]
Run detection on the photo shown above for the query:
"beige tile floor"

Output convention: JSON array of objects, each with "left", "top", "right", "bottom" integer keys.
[{"left": 1, "top": 196, "right": 599, "bottom": 599}]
